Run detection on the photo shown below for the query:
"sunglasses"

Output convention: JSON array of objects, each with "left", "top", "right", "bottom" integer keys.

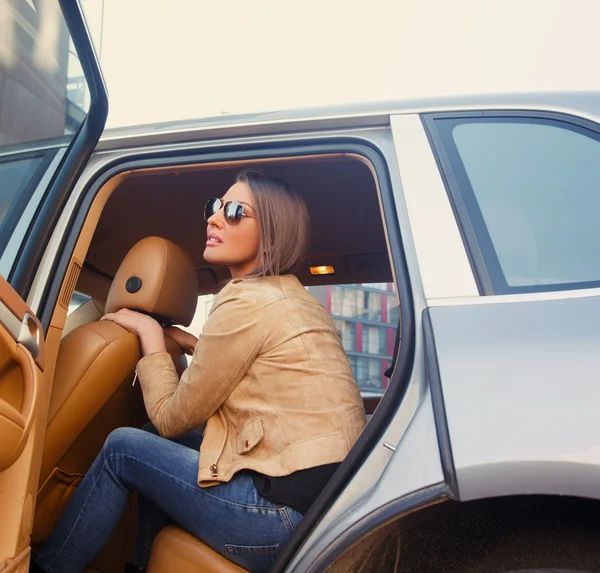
[{"left": 204, "top": 197, "right": 256, "bottom": 226}]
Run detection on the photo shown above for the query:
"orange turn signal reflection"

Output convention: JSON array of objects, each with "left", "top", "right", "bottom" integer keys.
[{"left": 310, "top": 265, "right": 335, "bottom": 276}]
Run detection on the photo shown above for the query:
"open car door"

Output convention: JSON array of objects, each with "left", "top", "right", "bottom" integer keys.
[
  {"left": 0, "top": 277, "right": 47, "bottom": 571},
  {"left": 0, "top": 0, "right": 107, "bottom": 570}
]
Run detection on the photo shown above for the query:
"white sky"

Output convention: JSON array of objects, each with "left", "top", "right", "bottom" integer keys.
[{"left": 81, "top": 0, "right": 600, "bottom": 129}]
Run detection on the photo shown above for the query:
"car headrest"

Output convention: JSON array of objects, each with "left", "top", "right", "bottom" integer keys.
[{"left": 105, "top": 237, "right": 199, "bottom": 327}]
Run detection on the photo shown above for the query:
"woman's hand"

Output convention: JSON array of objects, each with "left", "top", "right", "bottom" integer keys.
[
  {"left": 101, "top": 309, "right": 166, "bottom": 356},
  {"left": 164, "top": 326, "right": 198, "bottom": 356}
]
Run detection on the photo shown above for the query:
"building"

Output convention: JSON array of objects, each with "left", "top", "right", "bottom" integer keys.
[{"left": 309, "top": 283, "right": 399, "bottom": 394}]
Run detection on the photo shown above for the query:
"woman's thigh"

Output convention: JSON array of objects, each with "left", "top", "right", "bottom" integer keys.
[
  {"left": 140, "top": 421, "right": 203, "bottom": 450},
  {"left": 108, "top": 428, "right": 298, "bottom": 568}
]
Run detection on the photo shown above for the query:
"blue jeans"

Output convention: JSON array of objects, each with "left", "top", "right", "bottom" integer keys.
[{"left": 35, "top": 427, "right": 303, "bottom": 573}]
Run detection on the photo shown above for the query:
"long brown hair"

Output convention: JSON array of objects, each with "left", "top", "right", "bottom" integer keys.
[{"left": 236, "top": 169, "right": 309, "bottom": 277}]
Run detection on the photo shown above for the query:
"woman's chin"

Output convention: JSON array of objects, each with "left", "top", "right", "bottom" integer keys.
[
  {"left": 203, "top": 248, "right": 229, "bottom": 267},
  {"left": 203, "top": 246, "right": 217, "bottom": 259}
]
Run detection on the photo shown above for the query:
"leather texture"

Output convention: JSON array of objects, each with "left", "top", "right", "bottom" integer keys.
[
  {"left": 41, "top": 320, "right": 142, "bottom": 481},
  {"left": 105, "top": 236, "right": 199, "bottom": 327},
  {"left": 136, "top": 274, "right": 366, "bottom": 486},
  {"left": 36, "top": 237, "right": 197, "bottom": 546},
  {"left": 147, "top": 526, "right": 249, "bottom": 573},
  {"left": 40, "top": 333, "right": 189, "bottom": 480},
  {"left": 0, "top": 277, "right": 47, "bottom": 561}
]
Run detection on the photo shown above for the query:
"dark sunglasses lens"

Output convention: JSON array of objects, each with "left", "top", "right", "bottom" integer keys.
[
  {"left": 204, "top": 198, "right": 221, "bottom": 221},
  {"left": 224, "top": 201, "right": 244, "bottom": 225}
]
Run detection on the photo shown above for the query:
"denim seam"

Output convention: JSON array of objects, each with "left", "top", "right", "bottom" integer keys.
[
  {"left": 281, "top": 507, "right": 296, "bottom": 536},
  {"left": 140, "top": 499, "right": 152, "bottom": 568},
  {"left": 225, "top": 542, "right": 282, "bottom": 554}
]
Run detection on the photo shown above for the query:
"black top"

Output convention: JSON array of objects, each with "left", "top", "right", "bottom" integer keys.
[{"left": 253, "top": 463, "right": 340, "bottom": 515}]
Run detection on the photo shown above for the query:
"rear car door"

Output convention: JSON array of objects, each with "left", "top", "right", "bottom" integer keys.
[
  {"left": 0, "top": 1, "right": 107, "bottom": 570},
  {"left": 422, "top": 109, "right": 600, "bottom": 501}
]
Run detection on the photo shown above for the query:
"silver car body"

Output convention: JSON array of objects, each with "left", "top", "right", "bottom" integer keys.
[{"left": 17, "top": 89, "right": 600, "bottom": 570}]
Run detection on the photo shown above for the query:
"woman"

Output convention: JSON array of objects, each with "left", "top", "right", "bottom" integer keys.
[{"left": 33, "top": 170, "right": 366, "bottom": 573}]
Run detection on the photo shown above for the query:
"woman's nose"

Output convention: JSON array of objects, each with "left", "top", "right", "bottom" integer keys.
[{"left": 207, "top": 210, "right": 224, "bottom": 228}]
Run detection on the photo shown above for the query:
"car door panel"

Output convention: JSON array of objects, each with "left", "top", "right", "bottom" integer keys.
[
  {"left": 427, "top": 295, "right": 600, "bottom": 502},
  {"left": 0, "top": 276, "right": 45, "bottom": 566}
]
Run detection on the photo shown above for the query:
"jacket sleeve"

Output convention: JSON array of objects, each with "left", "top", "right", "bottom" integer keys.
[{"left": 136, "top": 290, "right": 264, "bottom": 438}]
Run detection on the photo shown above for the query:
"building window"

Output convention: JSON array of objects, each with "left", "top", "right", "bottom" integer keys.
[
  {"left": 387, "top": 298, "right": 399, "bottom": 325},
  {"left": 362, "top": 325, "right": 387, "bottom": 355},
  {"left": 317, "top": 282, "right": 398, "bottom": 394},
  {"left": 365, "top": 291, "right": 382, "bottom": 321},
  {"left": 334, "top": 319, "right": 356, "bottom": 352}
]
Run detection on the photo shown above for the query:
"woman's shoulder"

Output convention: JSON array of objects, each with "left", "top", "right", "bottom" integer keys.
[{"left": 218, "top": 274, "right": 305, "bottom": 304}]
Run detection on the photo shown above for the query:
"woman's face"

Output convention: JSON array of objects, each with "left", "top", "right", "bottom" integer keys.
[{"left": 203, "top": 181, "right": 260, "bottom": 277}]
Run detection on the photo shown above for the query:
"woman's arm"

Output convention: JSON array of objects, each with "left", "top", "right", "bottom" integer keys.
[
  {"left": 101, "top": 308, "right": 166, "bottom": 355},
  {"left": 131, "top": 293, "right": 264, "bottom": 438},
  {"left": 163, "top": 326, "right": 198, "bottom": 355}
]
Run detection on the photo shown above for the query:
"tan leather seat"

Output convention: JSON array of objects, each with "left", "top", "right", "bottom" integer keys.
[
  {"left": 147, "top": 526, "right": 249, "bottom": 573},
  {"left": 34, "top": 237, "right": 199, "bottom": 544}
]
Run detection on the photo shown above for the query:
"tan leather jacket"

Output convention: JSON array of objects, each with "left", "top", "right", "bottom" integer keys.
[{"left": 136, "top": 274, "right": 366, "bottom": 486}]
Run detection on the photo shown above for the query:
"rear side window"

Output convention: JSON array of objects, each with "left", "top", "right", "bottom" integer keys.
[{"left": 429, "top": 114, "right": 600, "bottom": 294}]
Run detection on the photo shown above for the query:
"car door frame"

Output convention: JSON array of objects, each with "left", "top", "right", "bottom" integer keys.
[{"left": 0, "top": 0, "right": 108, "bottom": 569}]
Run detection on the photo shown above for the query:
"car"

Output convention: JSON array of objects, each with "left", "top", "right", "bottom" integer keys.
[{"left": 2, "top": 2, "right": 600, "bottom": 572}]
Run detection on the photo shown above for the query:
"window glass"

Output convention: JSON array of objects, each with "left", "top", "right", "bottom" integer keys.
[
  {"left": 333, "top": 319, "right": 356, "bottom": 352},
  {"left": 0, "top": 0, "right": 92, "bottom": 275},
  {"left": 0, "top": 156, "right": 44, "bottom": 225},
  {"left": 181, "top": 293, "right": 217, "bottom": 364},
  {"left": 435, "top": 116, "right": 600, "bottom": 293},
  {"left": 314, "top": 283, "right": 398, "bottom": 395}
]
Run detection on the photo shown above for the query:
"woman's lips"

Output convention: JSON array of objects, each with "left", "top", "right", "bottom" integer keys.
[{"left": 206, "top": 233, "right": 222, "bottom": 246}]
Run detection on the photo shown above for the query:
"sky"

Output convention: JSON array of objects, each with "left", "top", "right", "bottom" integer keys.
[{"left": 81, "top": 0, "right": 600, "bottom": 129}]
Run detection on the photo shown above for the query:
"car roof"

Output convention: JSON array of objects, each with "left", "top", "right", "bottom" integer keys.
[{"left": 98, "top": 90, "right": 600, "bottom": 152}]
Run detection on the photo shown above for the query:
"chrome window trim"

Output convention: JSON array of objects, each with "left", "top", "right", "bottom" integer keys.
[{"left": 390, "top": 114, "right": 478, "bottom": 300}]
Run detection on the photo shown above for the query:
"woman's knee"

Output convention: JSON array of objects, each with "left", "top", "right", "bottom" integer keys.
[{"left": 104, "top": 427, "right": 145, "bottom": 454}]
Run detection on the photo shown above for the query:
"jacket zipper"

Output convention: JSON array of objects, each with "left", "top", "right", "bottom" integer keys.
[{"left": 210, "top": 410, "right": 229, "bottom": 478}]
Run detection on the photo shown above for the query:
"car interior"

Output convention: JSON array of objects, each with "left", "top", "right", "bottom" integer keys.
[{"left": 31, "top": 152, "right": 400, "bottom": 573}]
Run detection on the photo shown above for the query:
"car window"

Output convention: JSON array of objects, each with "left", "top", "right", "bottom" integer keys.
[
  {"left": 309, "top": 283, "right": 399, "bottom": 395},
  {"left": 0, "top": 0, "right": 92, "bottom": 278},
  {"left": 181, "top": 294, "right": 217, "bottom": 364},
  {"left": 180, "top": 284, "right": 399, "bottom": 394},
  {"left": 433, "top": 116, "right": 600, "bottom": 294}
]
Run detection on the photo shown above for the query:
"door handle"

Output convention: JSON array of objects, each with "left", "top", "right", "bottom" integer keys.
[{"left": 18, "top": 312, "right": 40, "bottom": 361}]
